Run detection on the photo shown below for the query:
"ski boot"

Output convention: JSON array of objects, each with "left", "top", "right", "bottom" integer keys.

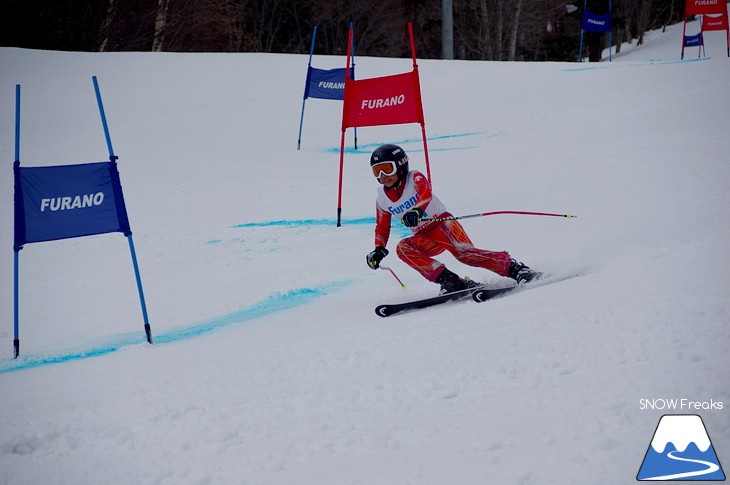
[
  {"left": 508, "top": 259, "right": 541, "bottom": 284},
  {"left": 435, "top": 268, "right": 479, "bottom": 295}
]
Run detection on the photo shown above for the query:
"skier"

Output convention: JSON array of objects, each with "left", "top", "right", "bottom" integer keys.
[{"left": 365, "top": 144, "right": 539, "bottom": 294}]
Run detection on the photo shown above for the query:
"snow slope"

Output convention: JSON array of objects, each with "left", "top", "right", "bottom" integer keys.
[{"left": 1, "top": 17, "right": 729, "bottom": 484}]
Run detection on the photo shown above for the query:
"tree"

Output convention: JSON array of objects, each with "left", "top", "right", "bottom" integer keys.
[
  {"left": 0, "top": 0, "right": 688, "bottom": 60},
  {"left": 152, "top": 0, "right": 170, "bottom": 52}
]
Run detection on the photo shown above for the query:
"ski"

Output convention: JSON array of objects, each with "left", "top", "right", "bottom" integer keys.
[
  {"left": 471, "top": 285, "right": 520, "bottom": 302},
  {"left": 375, "top": 273, "right": 581, "bottom": 317},
  {"left": 472, "top": 272, "right": 578, "bottom": 302},
  {"left": 375, "top": 285, "right": 485, "bottom": 317}
]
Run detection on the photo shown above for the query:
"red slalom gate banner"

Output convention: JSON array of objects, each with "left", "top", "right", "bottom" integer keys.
[
  {"left": 336, "top": 23, "right": 431, "bottom": 227},
  {"left": 701, "top": 11, "right": 730, "bottom": 57},
  {"left": 341, "top": 70, "right": 424, "bottom": 129},
  {"left": 703, "top": 12, "right": 729, "bottom": 30},
  {"left": 685, "top": 0, "right": 726, "bottom": 16}
]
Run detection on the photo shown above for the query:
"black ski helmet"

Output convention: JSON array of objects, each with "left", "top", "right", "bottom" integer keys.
[{"left": 370, "top": 144, "right": 409, "bottom": 179}]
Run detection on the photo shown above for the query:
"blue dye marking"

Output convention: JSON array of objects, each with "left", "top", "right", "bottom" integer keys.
[
  {"left": 0, "top": 280, "right": 354, "bottom": 374},
  {"left": 336, "top": 145, "right": 477, "bottom": 155},
  {"left": 323, "top": 131, "right": 486, "bottom": 154},
  {"left": 423, "top": 146, "right": 477, "bottom": 152},
  {"left": 230, "top": 216, "right": 410, "bottom": 237},
  {"left": 231, "top": 217, "right": 375, "bottom": 228},
  {"left": 563, "top": 57, "right": 709, "bottom": 71}
]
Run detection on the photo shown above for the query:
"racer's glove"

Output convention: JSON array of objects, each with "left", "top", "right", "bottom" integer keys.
[
  {"left": 366, "top": 246, "right": 389, "bottom": 270},
  {"left": 401, "top": 208, "right": 424, "bottom": 228}
]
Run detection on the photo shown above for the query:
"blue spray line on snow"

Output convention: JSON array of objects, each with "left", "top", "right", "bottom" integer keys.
[
  {"left": 231, "top": 216, "right": 375, "bottom": 228},
  {"left": 563, "top": 57, "right": 710, "bottom": 71},
  {"left": 154, "top": 281, "right": 354, "bottom": 343},
  {"left": 0, "top": 280, "right": 354, "bottom": 374},
  {"left": 322, "top": 131, "right": 485, "bottom": 154},
  {"left": 229, "top": 216, "right": 411, "bottom": 237}
]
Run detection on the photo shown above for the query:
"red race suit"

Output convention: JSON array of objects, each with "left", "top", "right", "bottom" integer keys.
[{"left": 375, "top": 170, "right": 511, "bottom": 282}]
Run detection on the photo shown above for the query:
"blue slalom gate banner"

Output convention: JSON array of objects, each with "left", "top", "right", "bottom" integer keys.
[
  {"left": 297, "top": 24, "right": 357, "bottom": 150},
  {"left": 304, "top": 67, "right": 353, "bottom": 100},
  {"left": 582, "top": 9, "right": 612, "bottom": 32},
  {"left": 682, "top": 32, "right": 705, "bottom": 58},
  {"left": 684, "top": 33, "right": 704, "bottom": 47},
  {"left": 11, "top": 78, "right": 152, "bottom": 359},
  {"left": 14, "top": 161, "right": 130, "bottom": 250}
]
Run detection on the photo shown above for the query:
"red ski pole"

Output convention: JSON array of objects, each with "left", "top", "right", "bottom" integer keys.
[
  {"left": 380, "top": 266, "right": 407, "bottom": 289},
  {"left": 421, "top": 211, "right": 577, "bottom": 223}
]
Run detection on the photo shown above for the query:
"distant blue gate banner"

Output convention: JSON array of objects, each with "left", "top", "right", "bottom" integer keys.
[
  {"left": 582, "top": 9, "right": 612, "bottom": 32},
  {"left": 14, "top": 160, "right": 131, "bottom": 250},
  {"left": 304, "top": 67, "right": 354, "bottom": 100},
  {"left": 684, "top": 33, "right": 703, "bottom": 47}
]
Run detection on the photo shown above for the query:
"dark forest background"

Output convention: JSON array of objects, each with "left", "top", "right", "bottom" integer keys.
[{"left": 1, "top": 0, "right": 686, "bottom": 62}]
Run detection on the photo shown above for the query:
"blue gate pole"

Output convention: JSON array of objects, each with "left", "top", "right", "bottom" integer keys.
[
  {"left": 93, "top": 76, "right": 153, "bottom": 344},
  {"left": 14, "top": 252, "right": 20, "bottom": 358},
  {"left": 14, "top": 84, "right": 21, "bottom": 358},
  {"left": 579, "top": 28, "right": 585, "bottom": 62},
  {"left": 127, "top": 235, "right": 152, "bottom": 343},
  {"left": 608, "top": 0, "right": 613, "bottom": 61},
  {"left": 578, "top": 0, "right": 587, "bottom": 61},
  {"left": 93, "top": 76, "right": 117, "bottom": 161},
  {"left": 298, "top": 26, "right": 317, "bottom": 150},
  {"left": 14, "top": 85, "right": 20, "bottom": 161}
]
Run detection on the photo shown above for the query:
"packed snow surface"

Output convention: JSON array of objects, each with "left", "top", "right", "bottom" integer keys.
[{"left": 1, "top": 17, "right": 729, "bottom": 485}]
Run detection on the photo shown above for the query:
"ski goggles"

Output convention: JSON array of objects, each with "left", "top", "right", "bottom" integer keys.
[
  {"left": 371, "top": 157, "right": 406, "bottom": 178},
  {"left": 371, "top": 161, "right": 398, "bottom": 178}
]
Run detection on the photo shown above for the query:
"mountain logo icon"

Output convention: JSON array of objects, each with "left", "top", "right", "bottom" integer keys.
[{"left": 637, "top": 414, "right": 726, "bottom": 481}]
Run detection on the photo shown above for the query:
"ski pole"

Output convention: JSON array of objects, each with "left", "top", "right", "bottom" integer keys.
[
  {"left": 381, "top": 266, "right": 407, "bottom": 289},
  {"left": 421, "top": 210, "right": 577, "bottom": 223}
]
